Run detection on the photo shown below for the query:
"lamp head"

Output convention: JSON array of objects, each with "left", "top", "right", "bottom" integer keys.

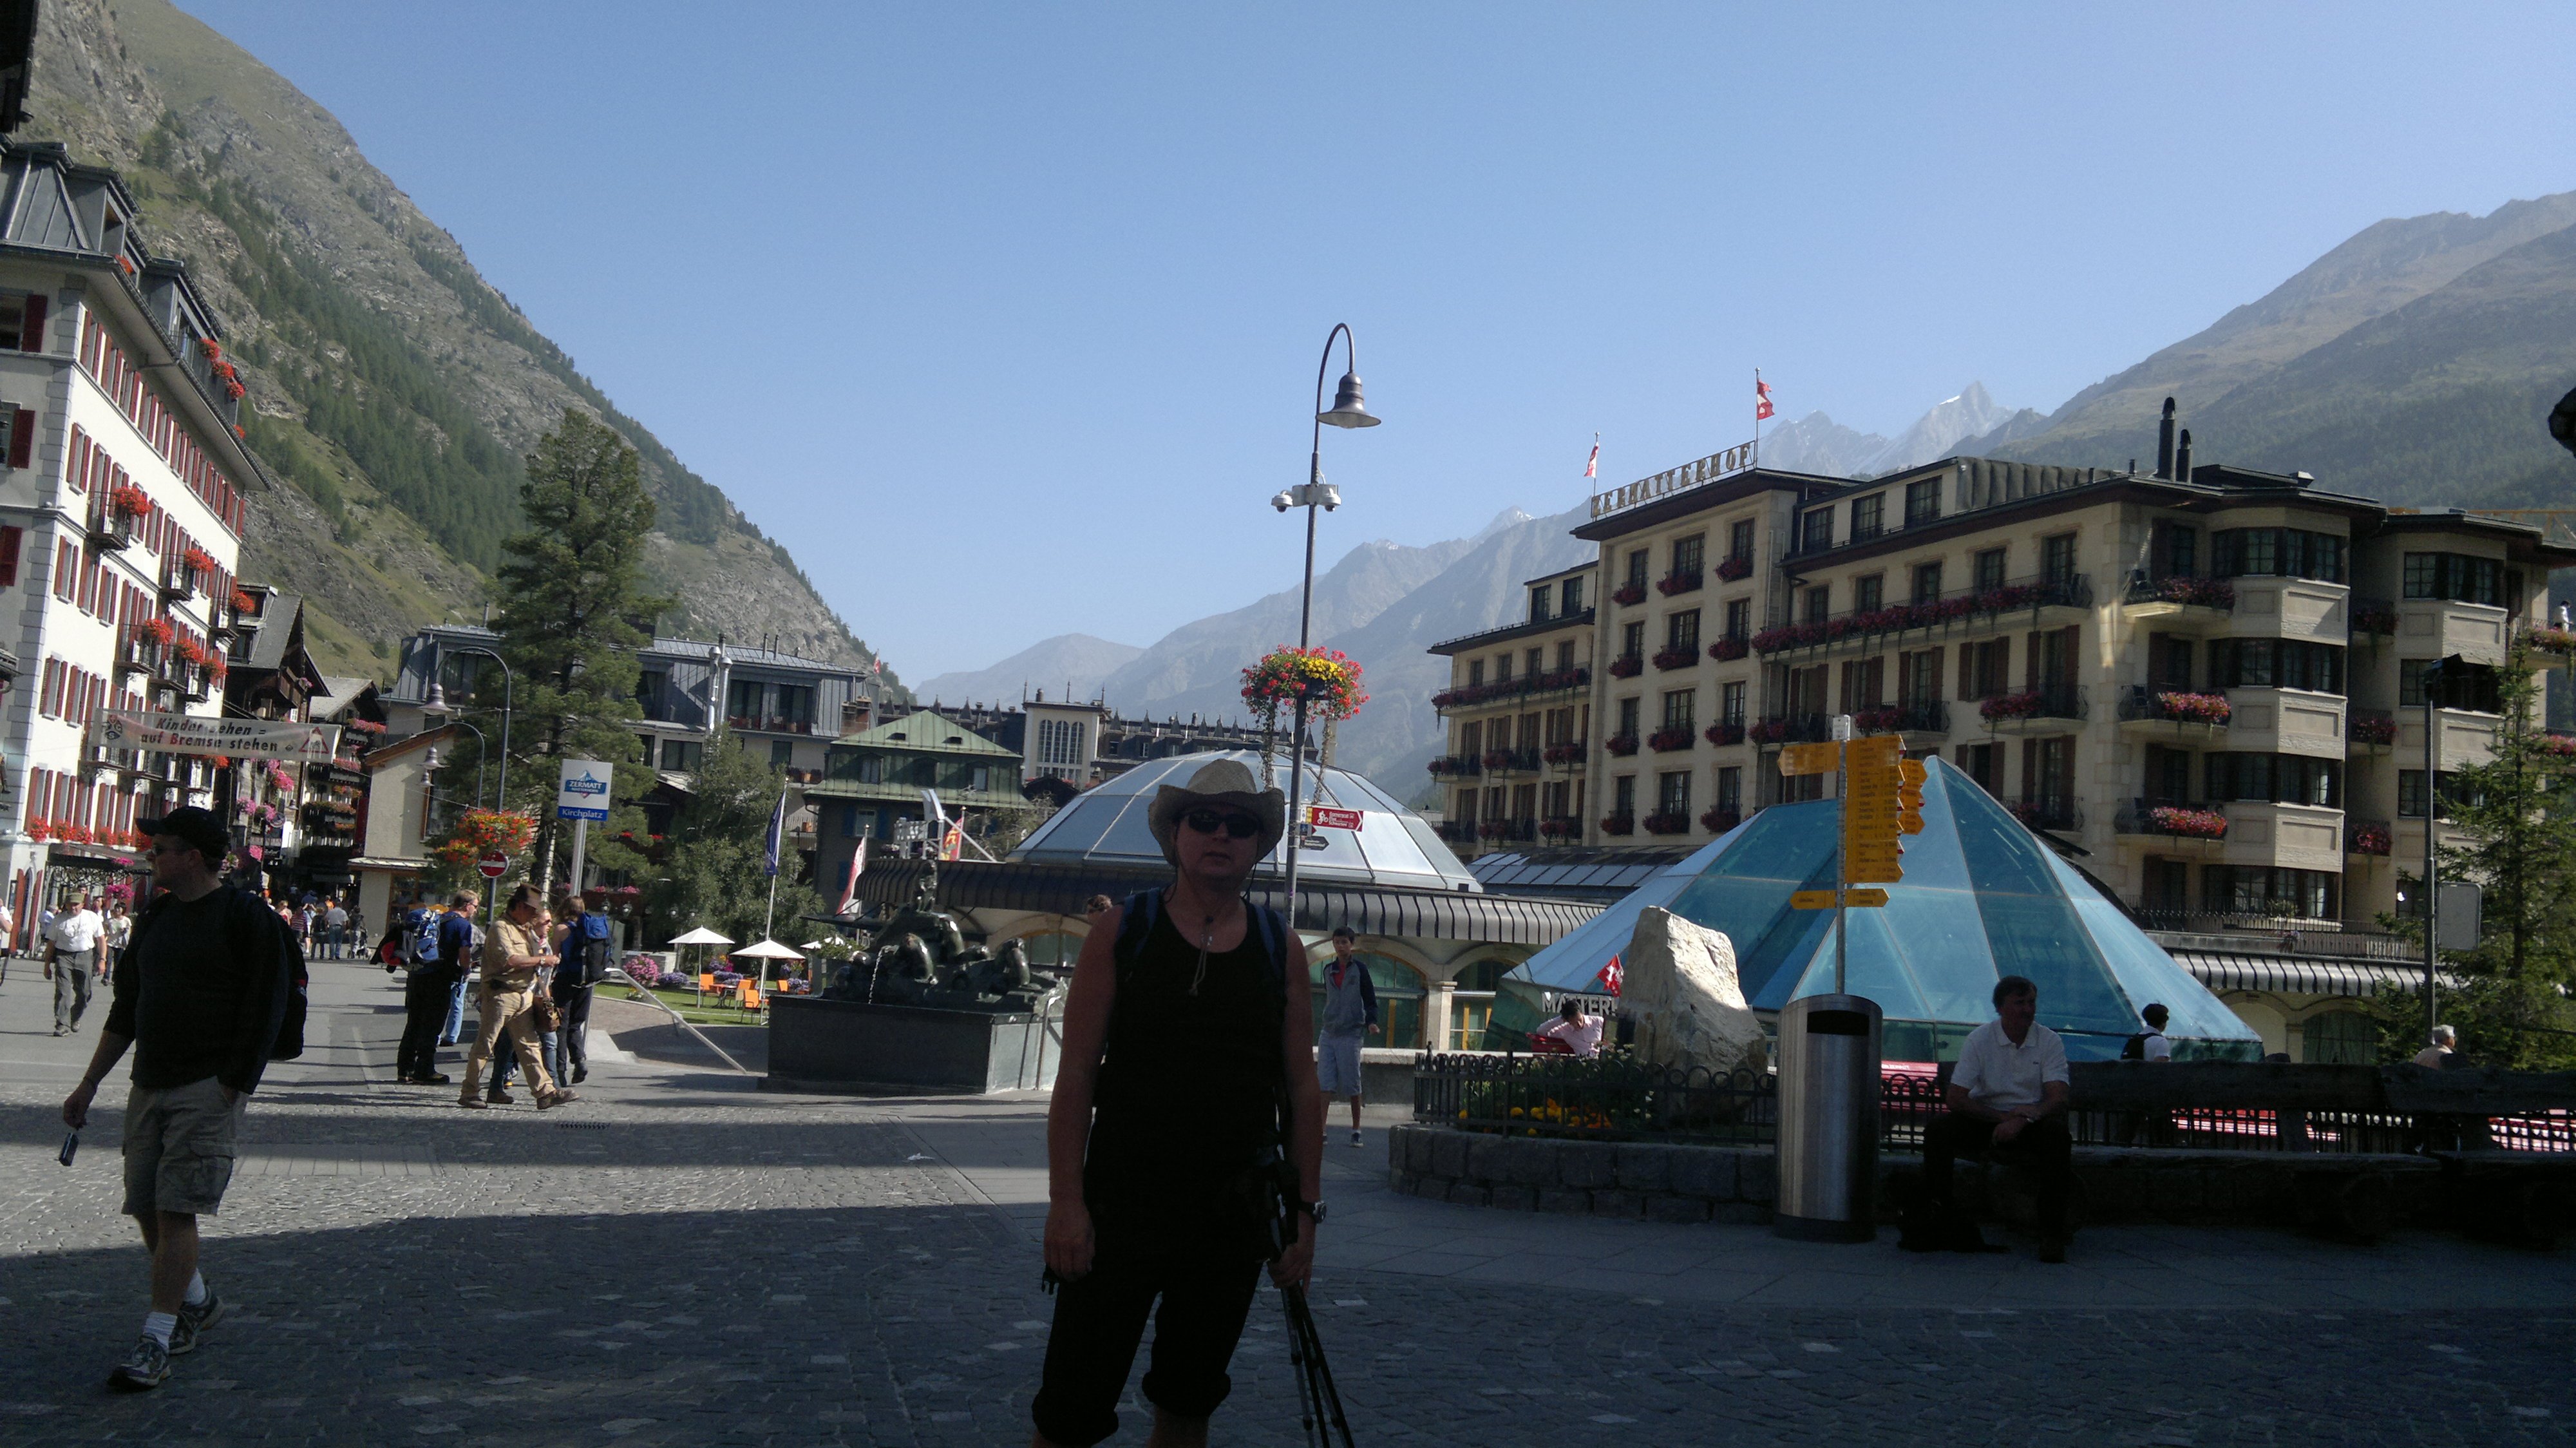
[
  {"left": 1318, "top": 372, "right": 1380, "bottom": 429},
  {"left": 422, "top": 678, "right": 449, "bottom": 716}
]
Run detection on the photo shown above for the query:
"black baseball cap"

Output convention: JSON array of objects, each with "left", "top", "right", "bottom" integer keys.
[{"left": 138, "top": 805, "right": 231, "bottom": 864}]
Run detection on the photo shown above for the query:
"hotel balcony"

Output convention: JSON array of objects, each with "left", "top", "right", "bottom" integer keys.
[
  {"left": 1978, "top": 685, "right": 2086, "bottom": 734},
  {"left": 1751, "top": 573, "right": 2092, "bottom": 660},
  {"left": 2118, "top": 572, "right": 2235, "bottom": 629},
  {"left": 2221, "top": 689, "right": 2345, "bottom": 758},
  {"left": 1481, "top": 748, "right": 1542, "bottom": 776},
  {"left": 2215, "top": 801, "right": 2346, "bottom": 872},
  {"left": 2347, "top": 709, "right": 2397, "bottom": 754},
  {"left": 2116, "top": 685, "right": 2231, "bottom": 741},
  {"left": 1748, "top": 712, "right": 1830, "bottom": 745},
  {"left": 1426, "top": 754, "right": 1482, "bottom": 779},
  {"left": 2112, "top": 798, "right": 2230, "bottom": 858}
]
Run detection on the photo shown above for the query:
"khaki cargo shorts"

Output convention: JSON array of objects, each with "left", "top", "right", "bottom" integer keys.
[{"left": 122, "top": 1076, "right": 245, "bottom": 1218}]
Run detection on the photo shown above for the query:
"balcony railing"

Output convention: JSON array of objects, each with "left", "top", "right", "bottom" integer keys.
[
  {"left": 1541, "top": 741, "right": 1587, "bottom": 767},
  {"left": 1894, "top": 700, "right": 1949, "bottom": 735},
  {"left": 1979, "top": 685, "right": 2088, "bottom": 727},
  {"left": 1427, "top": 754, "right": 1483, "bottom": 778},
  {"left": 2121, "top": 572, "right": 2237, "bottom": 611},
  {"left": 2118, "top": 685, "right": 2232, "bottom": 728},
  {"left": 1705, "top": 720, "right": 1746, "bottom": 747},
  {"left": 1698, "top": 806, "right": 1742, "bottom": 834},
  {"left": 1539, "top": 815, "right": 1582, "bottom": 841},
  {"left": 1753, "top": 573, "right": 2092, "bottom": 655},
  {"left": 1748, "top": 713, "right": 1830, "bottom": 745},
  {"left": 1708, "top": 635, "right": 1748, "bottom": 662},
  {"left": 1431, "top": 667, "right": 1592, "bottom": 712},
  {"left": 1437, "top": 819, "right": 1477, "bottom": 844},
  {"left": 727, "top": 714, "right": 816, "bottom": 735},
  {"left": 2009, "top": 799, "right": 2083, "bottom": 832},
  {"left": 1604, "top": 734, "right": 1640, "bottom": 757},
  {"left": 2114, "top": 799, "right": 2229, "bottom": 841},
  {"left": 1477, "top": 817, "right": 1540, "bottom": 843},
  {"left": 1481, "top": 748, "right": 1542, "bottom": 774}
]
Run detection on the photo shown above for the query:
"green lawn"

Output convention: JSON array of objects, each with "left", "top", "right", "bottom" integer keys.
[{"left": 616, "top": 983, "right": 770, "bottom": 1026}]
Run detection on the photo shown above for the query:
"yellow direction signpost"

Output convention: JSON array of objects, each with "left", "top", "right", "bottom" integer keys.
[{"left": 1778, "top": 723, "right": 1927, "bottom": 989}]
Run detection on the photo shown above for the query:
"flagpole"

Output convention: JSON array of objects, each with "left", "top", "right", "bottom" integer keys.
[{"left": 1754, "top": 368, "right": 1762, "bottom": 467}]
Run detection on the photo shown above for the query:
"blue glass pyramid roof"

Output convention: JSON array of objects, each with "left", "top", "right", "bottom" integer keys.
[{"left": 1508, "top": 757, "right": 2259, "bottom": 1062}]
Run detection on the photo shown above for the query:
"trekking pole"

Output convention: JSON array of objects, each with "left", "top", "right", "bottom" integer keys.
[{"left": 1280, "top": 1282, "right": 1356, "bottom": 1448}]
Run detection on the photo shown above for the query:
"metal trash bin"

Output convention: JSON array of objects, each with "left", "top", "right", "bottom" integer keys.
[{"left": 1773, "top": 993, "right": 1883, "bottom": 1242}]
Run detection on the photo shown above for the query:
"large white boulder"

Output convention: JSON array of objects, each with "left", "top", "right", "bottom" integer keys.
[{"left": 1620, "top": 907, "right": 1765, "bottom": 1078}]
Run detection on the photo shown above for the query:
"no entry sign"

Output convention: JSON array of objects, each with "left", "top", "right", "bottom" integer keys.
[{"left": 477, "top": 849, "right": 511, "bottom": 879}]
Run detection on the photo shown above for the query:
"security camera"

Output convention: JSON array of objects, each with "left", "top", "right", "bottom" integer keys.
[{"left": 1273, "top": 491, "right": 1294, "bottom": 513}]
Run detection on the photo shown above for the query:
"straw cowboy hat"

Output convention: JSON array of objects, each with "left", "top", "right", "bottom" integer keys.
[{"left": 1147, "top": 758, "right": 1287, "bottom": 867}]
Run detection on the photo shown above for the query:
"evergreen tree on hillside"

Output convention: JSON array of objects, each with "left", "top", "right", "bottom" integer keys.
[
  {"left": 477, "top": 409, "right": 672, "bottom": 893},
  {"left": 2375, "top": 640, "right": 2576, "bottom": 1069},
  {"left": 648, "top": 729, "right": 826, "bottom": 951}
]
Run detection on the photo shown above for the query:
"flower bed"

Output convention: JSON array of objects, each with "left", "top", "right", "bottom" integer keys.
[
  {"left": 1980, "top": 691, "right": 2044, "bottom": 721},
  {"left": 1650, "top": 646, "right": 1697, "bottom": 671},
  {"left": 1705, "top": 721, "right": 1745, "bottom": 747},
  {"left": 1641, "top": 812, "right": 1690, "bottom": 835},
  {"left": 2153, "top": 691, "right": 2232, "bottom": 725},
  {"left": 1607, "top": 655, "right": 1643, "bottom": 678},
  {"left": 1604, "top": 734, "right": 1640, "bottom": 757},
  {"left": 2148, "top": 805, "right": 2228, "bottom": 841},
  {"left": 1646, "top": 727, "right": 1694, "bottom": 752},
  {"left": 1708, "top": 636, "right": 1748, "bottom": 662},
  {"left": 1656, "top": 571, "right": 1702, "bottom": 596},
  {"left": 1610, "top": 583, "right": 1647, "bottom": 607},
  {"left": 1599, "top": 813, "right": 1635, "bottom": 836},
  {"left": 1714, "top": 555, "right": 1752, "bottom": 582}
]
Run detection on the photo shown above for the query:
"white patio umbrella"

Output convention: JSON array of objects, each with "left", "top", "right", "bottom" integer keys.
[
  {"left": 733, "top": 937, "right": 806, "bottom": 993},
  {"left": 669, "top": 927, "right": 735, "bottom": 999}
]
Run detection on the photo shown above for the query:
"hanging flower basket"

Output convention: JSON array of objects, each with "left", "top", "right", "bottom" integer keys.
[
  {"left": 431, "top": 809, "right": 539, "bottom": 870},
  {"left": 1239, "top": 647, "right": 1366, "bottom": 730}
]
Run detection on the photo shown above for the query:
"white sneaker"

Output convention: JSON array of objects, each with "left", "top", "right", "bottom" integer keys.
[{"left": 1349, "top": 1129, "right": 1364, "bottom": 1147}]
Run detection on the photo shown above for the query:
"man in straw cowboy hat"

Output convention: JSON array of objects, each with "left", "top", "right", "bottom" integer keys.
[{"left": 1030, "top": 758, "right": 1326, "bottom": 1448}]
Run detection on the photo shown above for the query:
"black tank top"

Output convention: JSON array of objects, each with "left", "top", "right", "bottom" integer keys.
[{"left": 1083, "top": 902, "right": 1285, "bottom": 1228}]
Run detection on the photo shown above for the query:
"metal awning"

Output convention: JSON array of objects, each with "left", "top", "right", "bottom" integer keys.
[
  {"left": 2170, "top": 949, "right": 2445, "bottom": 998},
  {"left": 857, "top": 859, "right": 1599, "bottom": 946}
]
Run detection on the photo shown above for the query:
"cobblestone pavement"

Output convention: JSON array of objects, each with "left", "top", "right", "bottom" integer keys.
[{"left": 2, "top": 958, "right": 2571, "bottom": 1446}]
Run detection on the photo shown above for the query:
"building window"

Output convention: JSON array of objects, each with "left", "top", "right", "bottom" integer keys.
[
  {"left": 2398, "top": 769, "right": 2474, "bottom": 819},
  {"left": 2304, "top": 1009, "right": 2377, "bottom": 1065},
  {"left": 771, "top": 739, "right": 794, "bottom": 765},
  {"left": 2213, "top": 528, "right": 2346, "bottom": 583},
  {"left": 1665, "top": 610, "right": 1700, "bottom": 653},
  {"left": 1309, "top": 953, "right": 1426, "bottom": 1050},
  {"left": 2209, "top": 638, "right": 2344, "bottom": 694},
  {"left": 2399, "top": 659, "right": 2500, "bottom": 712},
  {"left": 660, "top": 738, "right": 704, "bottom": 772},
  {"left": 1911, "top": 560, "right": 1943, "bottom": 604},
  {"left": 1036, "top": 717, "right": 1088, "bottom": 769},
  {"left": 1671, "top": 533, "right": 1705, "bottom": 579},
  {"left": 2401, "top": 552, "right": 2501, "bottom": 605},
  {"left": 1714, "top": 766, "right": 1741, "bottom": 815},
  {"left": 1851, "top": 493, "right": 1884, "bottom": 540},
  {"left": 2156, "top": 522, "right": 2198, "bottom": 578},
  {"left": 1661, "top": 689, "right": 1694, "bottom": 731},
  {"left": 1900, "top": 647, "right": 1942, "bottom": 704},
  {"left": 636, "top": 670, "right": 668, "bottom": 720},
  {"left": 1657, "top": 770, "right": 1691, "bottom": 817},
  {"left": 1613, "top": 774, "right": 1636, "bottom": 816},
  {"left": 2041, "top": 533, "right": 2076, "bottom": 586},
  {"left": 1801, "top": 507, "right": 1833, "bottom": 553},
  {"left": 1804, "top": 586, "right": 1830, "bottom": 623},
  {"left": 1723, "top": 598, "right": 1750, "bottom": 642},
  {"left": 2204, "top": 866, "right": 2335, "bottom": 920},
  {"left": 1527, "top": 647, "right": 1545, "bottom": 677},
  {"left": 1720, "top": 681, "right": 1746, "bottom": 726},
  {"left": 1625, "top": 549, "right": 1649, "bottom": 591},
  {"left": 1560, "top": 576, "right": 1584, "bottom": 614},
  {"left": 1494, "top": 653, "right": 1513, "bottom": 682},
  {"left": 1852, "top": 574, "right": 1883, "bottom": 613},
  {"left": 1728, "top": 518, "right": 1756, "bottom": 565},
  {"left": 1962, "top": 638, "right": 2010, "bottom": 699},
  {"left": 1904, "top": 477, "right": 1942, "bottom": 528},
  {"left": 1556, "top": 640, "right": 1577, "bottom": 672},
  {"left": 1973, "top": 548, "right": 2007, "bottom": 591},
  {"left": 1467, "top": 660, "right": 1485, "bottom": 687},
  {"left": 2143, "top": 857, "right": 2190, "bottom": 913},
  {"left": 1620, "top": 620, "right": 1645, "bottom": 660},
  {"left": 1616, "top": 697, "right": 1640, "bottom": 739},
  {"left": 2204, "top": 752, "right": 2342, "bottom": 808},
  {"left": 1957, "top": 742, "right": 1999, "bottom": 795},
  {"left": 1530, "top": 587, "right": 1552, "bottom": 622}
]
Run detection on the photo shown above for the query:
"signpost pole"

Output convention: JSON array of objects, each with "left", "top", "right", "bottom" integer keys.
[
  {"left": 568, "top": 817, "right": 589, "bottom": 903},
  {"left": 1831, "top": 716, "right": 1852, "bottom": 995}
]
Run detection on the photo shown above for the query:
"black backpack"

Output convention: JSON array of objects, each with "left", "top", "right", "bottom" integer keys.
[
  {"left": 2121, "top": 1032, "right": 2147, "bottom": 1061},
  {"left": 128, "top": 886, "right": 307, "bottom": 1061}
]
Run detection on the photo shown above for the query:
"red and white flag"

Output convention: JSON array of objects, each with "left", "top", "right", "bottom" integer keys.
[
  {"left": 1755, "top": 376, "right": 1776, "bottom": 422},
  {"left": 1583, "top": 434, "right": 1600, "bottom": 479},
  {"left": 836, "top": 837, "right": 866, "bottom": 915},
  {"left": 1595, "top": 953, "right": 1624, "bottom": 997}
]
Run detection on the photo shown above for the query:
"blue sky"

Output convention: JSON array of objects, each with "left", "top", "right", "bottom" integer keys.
[{"left": 176, "top": 2, "right": 2576, "bottom": 680}]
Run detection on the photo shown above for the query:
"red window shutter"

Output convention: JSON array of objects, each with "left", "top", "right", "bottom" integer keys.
[
  {"left": 52, "top": 541, "right": 71, "bottom": 601},
  {"left": 8, "top": 408, "right": 31, "bottom": 469},
  {"left": 0, "top": 525, "right": 19, "bottom": 587},
  {"left": 21, "top": 293, "right": 44, "bottom": 352}
]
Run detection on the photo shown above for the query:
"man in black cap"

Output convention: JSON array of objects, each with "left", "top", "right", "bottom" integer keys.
[{"left": 59, "top": 806, "right": 297, "bottom": 1392}]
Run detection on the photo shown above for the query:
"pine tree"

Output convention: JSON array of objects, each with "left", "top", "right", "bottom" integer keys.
[
  {"left": 471, "top": 409, "right": 673, "bottom": 894},
  {"left": 2374, "top": 639, "right": 2576, "bottom": 1069},
  {"left": 648, "top": 729, "right": 826, "bottom": 952}
]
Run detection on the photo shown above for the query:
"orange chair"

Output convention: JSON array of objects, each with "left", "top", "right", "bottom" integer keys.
[
  {"left": 697, "top": 971, "right": 718, "bottom": 1005},
  {"left": 738, "top": 980, "right": 764, "bottom": 1015}
]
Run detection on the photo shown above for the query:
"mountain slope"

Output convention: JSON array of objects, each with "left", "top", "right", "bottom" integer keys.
[
  {"left": 916, "top": 633, "right": 1144, "bottom": 708},
  {"left": 20, "top": 0, "right": 895, "bottom": 682},
  {"left": 1759, "top": 383, "right": 2040, "bottom": 478}
]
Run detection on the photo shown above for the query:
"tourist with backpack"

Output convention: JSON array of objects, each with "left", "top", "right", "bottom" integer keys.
[
  {"left": 2122, "top": 1003, "right": 2173, "bottom": 1063},
  {"left": 1029, "top": 759, "right": 1325, "bottom": 1448},
  {"left": 549, "top": 890, "right": 612, "bottom": 1087},
  {"left": 58, "top": 806, "right": 301, "bottom": 1392},
  {"left": 395, "top": 893, "right": 476, "bottom": 1085}
]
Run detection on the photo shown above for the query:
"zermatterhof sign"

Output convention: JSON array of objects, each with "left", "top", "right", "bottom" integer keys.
[
  {"left": 93, "top": 709, "right": 343, "bottom": 765},
  {"left": 1588, "top": 439, "right": 1759, "bottom": 520}
]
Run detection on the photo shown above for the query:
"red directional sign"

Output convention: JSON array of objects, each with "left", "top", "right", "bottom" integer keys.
[
  {"left": 477, "top": 848, "right": 511, "bottom": 880},
  {"left": 1307, "top": 806, "right": 1363, "bottom": 831}
]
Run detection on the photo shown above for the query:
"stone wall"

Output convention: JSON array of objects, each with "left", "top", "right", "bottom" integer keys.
[{"left": 1386, "top": 1124, "right": 2456, "bottom": 1238}]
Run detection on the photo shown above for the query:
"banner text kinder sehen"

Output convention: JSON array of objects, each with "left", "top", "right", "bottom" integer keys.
[{"left": 93, "top": 709, "right": 343, "bottom": 765}]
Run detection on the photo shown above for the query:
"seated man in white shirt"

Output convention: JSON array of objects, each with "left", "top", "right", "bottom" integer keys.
[
  {"left": 1535, "top": 998, "right": 1604, "bottom": 1057},
  {"left": 1923, "top": 975, "right": 2074, "bottom": 1262}
]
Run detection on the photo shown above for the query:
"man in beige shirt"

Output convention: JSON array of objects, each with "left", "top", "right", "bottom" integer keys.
[{"left": 459, "top": 884, "right": 576, "bottom": 1110}]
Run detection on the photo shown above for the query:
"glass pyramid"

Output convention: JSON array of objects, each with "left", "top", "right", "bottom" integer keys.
[{"left": 1508, "top": 757, "right": 2259, "bottom": 1062}]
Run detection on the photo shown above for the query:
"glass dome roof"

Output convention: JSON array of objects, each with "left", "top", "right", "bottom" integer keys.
[
  {"left": 1010, "top": 749, "right": 1482, "bottom": 893},
  {"left": 1508, "top": 757, "right": 2259, "bottom": 1062}
]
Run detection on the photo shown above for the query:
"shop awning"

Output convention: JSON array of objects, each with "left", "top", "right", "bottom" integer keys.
[{"left": 2168, "top": 949, "right": 2448, "bottom": 998}]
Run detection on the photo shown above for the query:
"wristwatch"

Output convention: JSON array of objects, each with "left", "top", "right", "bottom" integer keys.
[{"left": 1294, "top": 1200, "right": 1327, "bottom": 1226}]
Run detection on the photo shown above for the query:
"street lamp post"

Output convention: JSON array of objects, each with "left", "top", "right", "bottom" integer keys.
[
  {"left": 1274, "top": 324, "right": 1380, "bottom": 938},
  {"left": 424, "top": 643, "right": 513, "bottom": 926}
]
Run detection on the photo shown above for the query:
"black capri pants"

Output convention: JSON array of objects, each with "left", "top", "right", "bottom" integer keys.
[{"left": 1031, "top": 1223, "right": 1263, "bottom": 1447}]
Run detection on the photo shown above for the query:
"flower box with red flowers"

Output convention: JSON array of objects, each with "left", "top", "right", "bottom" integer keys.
[
  {"left": 2351, "top": 713, "right": 2398, "bottom": 746},
  {"left": 1979, "top": 691, "right": 2045, "bottom": 721},
  {"left": 1604, "top": 734, "right": 1640, "bottom": 757},
  {"left": 1709, "top": 635, "right": 1748, "bottom": 662},
  {"left": 2154, "top": 691, "right": 2232, "bottom": 725},
  {"left": 2542, "top": 734, "right": 2576, "bottom": 759},
  {"left": 2139, "top": 575, "right": 2236, "bottom": 610},
  {"left": 109, "top": 483, "right": 153, "bottom": 520},
  {"left": 1539, "top": 817, "right": 1578, "bottom": 839},
  {"left": 1607, "top": 654, "right": 1643, "bottom": 678},
  {"left": 2148, "top": 805, "right": 2228, "bottom": 841},
  {"left": 1600, "top": 812, "right": 1636, "bottom": 836},
  {"left": 1850, "top": 707, "right": 1903, "bottom": 734},
  {"left": 1656, "top": 571, "right": 1703, "bottom": 596},
  {"left": 182, "top": 544, "right": 218, "bottom": 575},
  {"left": 1610, "top": 583, "right": 1648, "bottom": 607},
  {"left": 1699, "top": 806, "right": 1741, "bottom": 833},
  {"left": 1705, "top": 721, "right": 1745, "bottom": 747},
  {"left": 1542, "top": 741, "right": 1586, "bottom": 765},
  {"left": 1650, "top": 646, "right": 1696, "bottom": 671},
  {"left": 1715, "top": 555, "right": 1752, "bottom": 582},
  {"left": 2349, "top": 823, "right": 2392, "bottom": 856},
  {"left": 1477, "top": 819, "right": 1510, "bottom": 841},
  {"left": 1747, "top": 719, "right": 1792, "bottom": 744},
  {"left": 2532, "top": 625, "right": 2576, "bottom": 654},
  {"left": 1642, "top": 811, "right": 1690, "bottom": 835},
  {"left": 1482, "top": 750, "right": 1515, "bottom": 770},
  {"left": 1647, "top": 726, "right": 1694, "bottom": 752}
]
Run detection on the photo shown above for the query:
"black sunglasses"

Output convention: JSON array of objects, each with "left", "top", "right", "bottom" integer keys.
[{"left": 1180, "top": 809, "right": 1261, "bottom": 840}]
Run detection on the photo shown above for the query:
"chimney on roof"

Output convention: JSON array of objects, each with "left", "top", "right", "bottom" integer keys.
[
  {"left": 2174, "top": 428, "right": 2193, "bottom": 481},
  {"left": 841, "top": 696, "right": 872, "bottom": 734},
  {"left": 2156, "top": 397, "right": 2177, "bottom": 479}
]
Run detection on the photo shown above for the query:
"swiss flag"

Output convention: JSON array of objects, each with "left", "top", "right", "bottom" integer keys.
[
  {"left": 1755, "top": 377, "right": 1776, "bottom": 422},
  {"left": 1595, "top": 953, "right": 1624, "bottom": 996}
]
